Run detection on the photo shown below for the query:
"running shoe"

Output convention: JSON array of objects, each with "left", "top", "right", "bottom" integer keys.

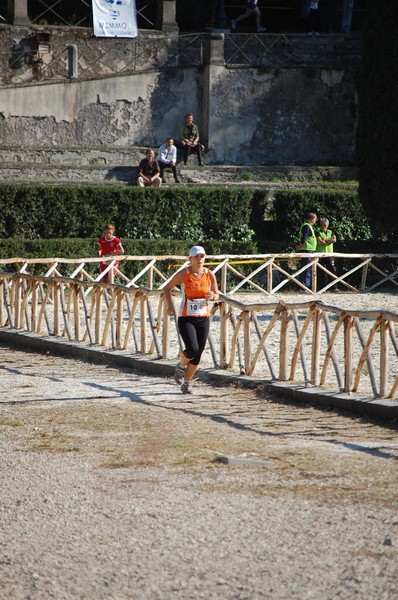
[
  {"left": 257, "top": 26, "right": 266, "bottom": 33},
  {"left": 231, "top": 20, "right": 237, "bottom": 31},
  {"left": 174, "top": 363, "right": 185, "bottom": 385},
  {"left": 181, "top": 381, "right": 193, "bottom": 395}
]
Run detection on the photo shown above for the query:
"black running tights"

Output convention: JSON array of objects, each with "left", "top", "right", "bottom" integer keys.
[{"left": 177, "top": 316, "right": 210, "bottom": 366}]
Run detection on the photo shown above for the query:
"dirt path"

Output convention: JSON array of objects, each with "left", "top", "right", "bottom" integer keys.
[{"left": 1, "top": 346, "right": 397, "bottom": 599}]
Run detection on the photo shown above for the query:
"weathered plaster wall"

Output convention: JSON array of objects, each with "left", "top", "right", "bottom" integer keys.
[
  {"left": 0, "top": 27, "right": 360, "bottom": 166},
  {"left": 0, "top": 68, "right": 202, "bottom": 148},
  {"left": 206, "top": 66, "right": 358, "bottom": 165},
  {"left": 0, "top": 65, "right": 357, "bottom": 165}
]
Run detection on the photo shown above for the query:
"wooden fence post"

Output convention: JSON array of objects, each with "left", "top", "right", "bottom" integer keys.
[
  {"left": 140, "top": 292, "right": 147, "bottom": 354},
  {"left": 31, "top": 280, "right": 38, "bottom": 332},
  {"left": 243, "top": 311, "right": 251, "bottom": 374},
  {"left": 73, "top": 284, "right": 80, "bottom": 341},
  {"left": 344, "top": 315, "right": 354, "bottom": 392},
  {"left": 95, "top": 287, "right": 102, "bottom": 345},
  {"left": 221, "top": 261, "right": 227, "bottom": 294},
  {"left": 14, "top": 276, "right": 21, "bottom": 329},
  {"left": 311, "top": 259, "right": 317, "bottom": 294},
  {"left": 311, "top": 307, "right": 322, "bottom": 385},
  {"left": 267, "top": 260, "right": 273, "bottom": 294},
  {"left": 116, "top": 290, "right": 123, "bottom": 349},
  {"left": 279, "top": 305, "right": 290, "bottom": 380},
  {"left": 0, "top": 279, "right": 3, "bottom": 326},
  {"left": 379, "top": 319, "right": 389, "bottom": 398},
  {"left": 52, "top": 282, "right": 60, "bottom": 336},
  {"left": 161, "top": 294, "right": 170, "bottom": 359},
  {"left": 219, "top": 301, "right": 229, "bottom": 368}
]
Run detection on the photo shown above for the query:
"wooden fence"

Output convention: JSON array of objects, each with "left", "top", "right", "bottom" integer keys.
[
  {"left": 1, "top": 258, "right": 397, "bottom": 401},
  {"left": 1, "top": 252, "right": 397, "bottom": 294}
]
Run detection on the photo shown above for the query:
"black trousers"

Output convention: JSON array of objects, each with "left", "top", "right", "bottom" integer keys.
[
  {"left": 319, "top": 256, "right": 337, "bottom": 288},
  {"left": 159, "top": 161, "right": 178, "bottom": 181},
  {"left": 182, "top": 144, "right": 202, "bottom": 165}
]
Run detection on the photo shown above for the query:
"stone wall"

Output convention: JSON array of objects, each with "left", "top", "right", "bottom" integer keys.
[
  {"left": 0, "top": 68, "right": 202, "bottom": 150},
  {"left": 0, "top": 26, "right": 363, "bottom": 167},
  {"left": 206, "top": 65, "right": 358, "bottom": 165}
]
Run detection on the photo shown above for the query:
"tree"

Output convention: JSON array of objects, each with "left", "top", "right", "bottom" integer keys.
[{"left": 356, "top": 0, "right": 398, "bottom": 242}]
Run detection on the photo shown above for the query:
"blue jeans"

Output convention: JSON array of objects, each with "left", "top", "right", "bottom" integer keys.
[{"left": 300, "top": 251, "right": 314, "bottom": 288}]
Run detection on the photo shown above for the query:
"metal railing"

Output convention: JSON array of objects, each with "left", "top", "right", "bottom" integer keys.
[
  {"left": 3, "top": 33, "right": 206, "bottom": 85},
  {"left": 224, "top": 32, "right": 363, "bottom": 67},
  {"left": 1, "top": 28, "right": 363, "bottom": 86}
]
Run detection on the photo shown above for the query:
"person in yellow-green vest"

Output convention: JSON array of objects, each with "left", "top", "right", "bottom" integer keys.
[
  {"left": 316, "top": 218, "right": 338, "bottom": 291},
  {"left": 295, "top": 212, "right": 317, "bottom": 289}
]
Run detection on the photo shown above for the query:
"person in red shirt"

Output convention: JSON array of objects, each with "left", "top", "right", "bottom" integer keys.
[
  {"left": 97, "top": 223, "right": 124, "bottom": 283},
  {"left": 164, "top": 245, "right": 219, "bottom": 395}
]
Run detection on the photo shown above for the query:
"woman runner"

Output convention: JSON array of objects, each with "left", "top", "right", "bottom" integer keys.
[{"left": 164, "top": 245, "right": 220, "bottom": 394}]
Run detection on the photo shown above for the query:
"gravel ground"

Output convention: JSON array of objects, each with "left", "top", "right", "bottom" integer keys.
[
  {"left": 235, "top": 290, "right": 398, "bottom": 310},
  {"left": 1, "top": 345, "right": 398, "bottom": 600}
]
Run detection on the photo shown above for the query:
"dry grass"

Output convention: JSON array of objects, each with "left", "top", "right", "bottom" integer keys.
[
  {"left": 2, "top": 393, "right": 397, "bottom": 511},
  {"left": 0, "top": 415, "right": 22, "bottom": 427}
]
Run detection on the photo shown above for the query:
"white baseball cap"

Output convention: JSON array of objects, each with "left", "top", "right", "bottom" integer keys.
[{"left": 189, "top": 245, "right": 206, "bottom": 257}]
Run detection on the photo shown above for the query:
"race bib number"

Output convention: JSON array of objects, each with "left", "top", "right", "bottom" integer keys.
[{"left": 187, "top": 298, "right": 208, "bottom": 317}]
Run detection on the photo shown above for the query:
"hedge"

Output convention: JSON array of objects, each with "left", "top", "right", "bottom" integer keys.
[
  {"left": 0, "top": 183, "right": 377, "bottom": 255},
  {"left": 270, "top": 188, "right": 372, "bottom": 252},
  {"left": 0, "top": 184, "right": 255, "bottom": 242},
  {"left": 0, "top": 237, "right": 258, "bottom": 260}
]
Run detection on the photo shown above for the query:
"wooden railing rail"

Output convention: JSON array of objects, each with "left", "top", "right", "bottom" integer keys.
[
  {"left": 1, "top": 272, "right": 397, "bottom": 401},
  {"left": 1, "top": 253, "right": 397, "bottom": 295}
]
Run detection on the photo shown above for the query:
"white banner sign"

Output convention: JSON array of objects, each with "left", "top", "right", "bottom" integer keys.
[{"left": 92, "top": 0, "right": 138, "bottom": 38}]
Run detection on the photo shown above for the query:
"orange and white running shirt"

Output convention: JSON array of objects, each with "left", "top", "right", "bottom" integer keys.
[{"left": 179, "top": 267, "right": 211, "bottom": 318}]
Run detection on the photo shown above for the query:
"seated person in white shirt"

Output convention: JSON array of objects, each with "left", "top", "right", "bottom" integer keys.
[{"left": 157, "top": 137, "right": 180, "bottom": 183}]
